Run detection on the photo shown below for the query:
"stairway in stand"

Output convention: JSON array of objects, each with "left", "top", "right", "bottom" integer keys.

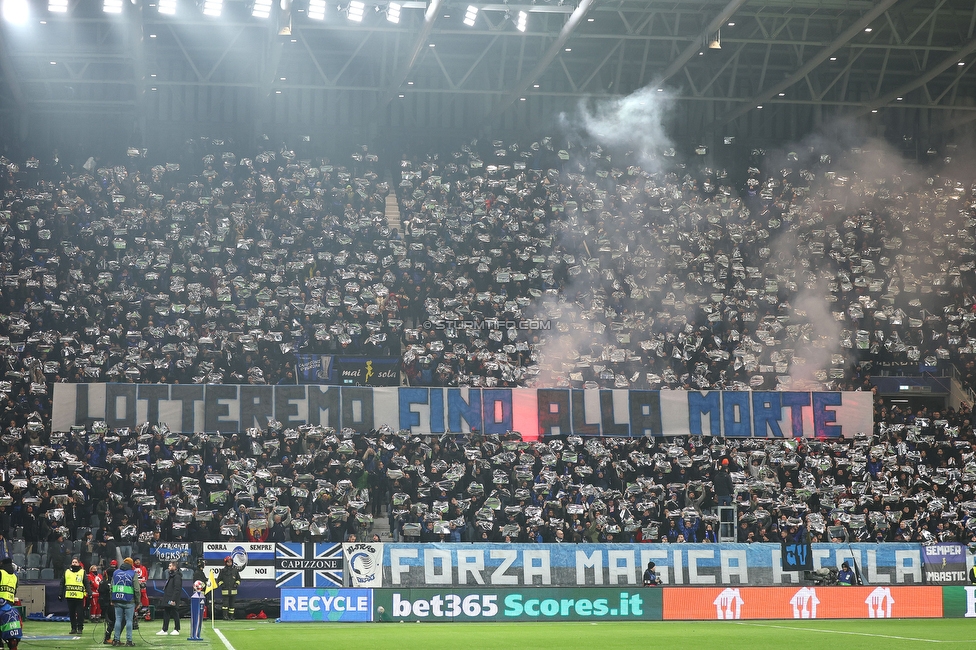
[
  {"left": 384, "top": 191, "right": 401, "bottom": 233},
  {"left": 367, "top": 514, "right": 393, "bottom": 542}
]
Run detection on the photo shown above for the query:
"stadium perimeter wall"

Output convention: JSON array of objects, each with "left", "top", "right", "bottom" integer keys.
[
  {"left": 274, "top": 542, "right": 976, "bottom": 621},
  {"left": 278, "top": 585, "right": 976, "bottom": 621}
]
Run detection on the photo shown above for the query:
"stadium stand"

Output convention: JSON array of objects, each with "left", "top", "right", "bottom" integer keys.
[{"left": 0, "top": 137, "right": 973, "bottom": 567}]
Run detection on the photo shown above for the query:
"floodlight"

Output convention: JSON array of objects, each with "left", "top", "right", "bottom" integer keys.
[
  {"left": 103, "top": 0, "right": 123, "bottom": 13},
  {"left": 158, "top": 0, "right": 176, "bottom": 13},
  {"left": 203, "top": 0, "right": 222, "bottom": 16},
  {"left": 347, "top": 0, "right": 364, "bottom": 21},
  {"left": 462, "top": 4, "right": 476, "bottom": 26},
  {"left": 48, "top": 0, "right": 68, "bottom": 14},
  {"left": 2, "top": 0, "right": 28, "bottom": 23},
  {"left": 515, "top": 9, "right": 526, "bottom": 31},
  {"left": 252, "top": 0, "right": 271, "bottom": 17},
  {"left": 385, "top": 1, "right": 399, "bottom": 22},
  {"left": 307, "top": 0, "right": 325, "bottom": 19}
]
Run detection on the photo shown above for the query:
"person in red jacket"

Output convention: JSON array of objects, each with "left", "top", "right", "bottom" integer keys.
[
  {"left": 133, "top": 558, "right": 149, "bottom": 624},
  {"left": 88, "top": 566, "right": 101, "bottom": 621}
]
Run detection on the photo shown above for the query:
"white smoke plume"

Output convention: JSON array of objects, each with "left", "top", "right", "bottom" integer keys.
[
  {"left": 529, "top": 85, "right": 678, "bottom": 389},
  {"left": 561, "top": 84, "right": 676, "bottom": 169}
]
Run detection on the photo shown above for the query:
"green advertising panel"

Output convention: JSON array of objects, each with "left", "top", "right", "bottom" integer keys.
[
  {"left": 942, "top": 586, "right": 976, "bottom": 618},
  {"left": 373, "top": 588, "right": 662, "bottom": 622}
]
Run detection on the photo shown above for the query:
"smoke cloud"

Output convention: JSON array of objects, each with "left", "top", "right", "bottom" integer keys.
[
  {"left": 530, "top": 85, "right": 678, "bottom": 389},
  {"left": 561, "top": 84, "right": 676, "bottom": 170}
]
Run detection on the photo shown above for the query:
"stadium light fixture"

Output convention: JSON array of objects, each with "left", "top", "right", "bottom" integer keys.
[
  {"left": 307, "top": 0, "right": 325, "bottom": 19},
  {"left": 103, "top": 0, "right": 123, "bottom": 13},
  {"left": 203, "top": 0, "right": 222, "bottom": 16},
  {"left": 252, "top": 0, "right": 272, "bottom": 18},
  {"left": 515, "top": 10, "right": 526, "bottom": 32},
  {"left": 48, "top": 0, "right": 68, "bottom": 14},
  {"left": 385, "top": 1, "right": 399, "bottom": 22},
  {"left": 346, "top": 0, "right": 364, "bottom": 21},
  {"left": 158, "top": 0, "right": 176, "bottom": 13},
  {"left": 462, "top": 4, "right": 476, "bottom": 26},
  {"left": 2, "top": 0, "right": 29, "bottom": 23}
]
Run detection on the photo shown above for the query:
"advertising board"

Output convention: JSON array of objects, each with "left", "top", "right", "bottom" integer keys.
[
  {"left": 372, "top": 588, "right": 662, "bottom": 622},
  {"left": 280, "top": 588, "right": 373, "bottom": 622},
  {"left": 662, "top": 586, "right": 943, "bottom": 620}
]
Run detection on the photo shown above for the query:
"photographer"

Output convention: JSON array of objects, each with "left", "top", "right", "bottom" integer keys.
[
  {"left": 98, "top": 561, "right": 117, "bottom": 645},
  {"left": 642, "top": 562, "right": 659, "bottom": 587},
  {"left": 837, "top": 561, "right": 857, "bottom": 586}
]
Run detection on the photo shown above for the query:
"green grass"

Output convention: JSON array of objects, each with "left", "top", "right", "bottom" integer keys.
[{"left": 18, "top": 618, "right": 976, "bottom": 650}]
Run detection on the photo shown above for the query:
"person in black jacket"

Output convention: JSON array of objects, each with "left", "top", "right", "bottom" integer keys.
[
  {"left": 191, "top": 559, "right": 206, "bottom": 587},
  {"left": 714, "top": 459, "right": 734, "bottom": 506},
  {"left": 97, "top": 565, "right": 116, "bottom": 645},
  {"left": 157, "top": 562, "right": 182, "bottom": 636}
]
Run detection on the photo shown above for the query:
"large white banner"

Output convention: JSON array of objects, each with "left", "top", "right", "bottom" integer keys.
[
  {"left": 344, "top": 542, "right": 383, "bottom": 587},
  {"left": 52, "top": 384, "right": 874, "bottom": 439}
]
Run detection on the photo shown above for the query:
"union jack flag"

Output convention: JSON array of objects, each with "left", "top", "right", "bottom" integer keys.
[{"left": 274, "top": 543, "right": 343, "bottom": 588}]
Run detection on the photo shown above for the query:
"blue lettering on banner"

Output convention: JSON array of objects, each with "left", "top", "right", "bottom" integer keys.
[
  {"left": 52, "top": 386, "right": 872, "bottom": 438},
  {"left": 379, "top": 543, "right": 930, "bottom": 587},
  {"left": 752, "top": 392, "right": 783, "bottom": 437},
  {"left": 279, "top": 589, "right": 373, "bottom": 622},
  {"left": 781, "top": 392, "right": 812, "bottom": 436},
  {"left": 813, "top": 392, "right": 843, "bottom": 438},
  {"left": 688, "top": 391, "right": 721, "bottom": 436}
]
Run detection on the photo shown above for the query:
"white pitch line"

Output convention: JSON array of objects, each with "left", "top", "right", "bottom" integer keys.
[
  {"left": 213, "top": 626, "right": 237, "bottom": 650},
  {"left": 735, "top": 622, "right": 969, "bottom": 644}
]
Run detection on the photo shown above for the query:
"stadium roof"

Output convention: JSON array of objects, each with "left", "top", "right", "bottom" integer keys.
[{"left": 1, "top": 0, "right": 975, "bottom": 151}]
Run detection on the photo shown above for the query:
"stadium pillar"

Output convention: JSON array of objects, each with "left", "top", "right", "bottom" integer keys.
[
  {"left": 128, "top": 0, "right": 148, "bottom": 147},
  {"left": 0, "top": 26, "right": 28, "bottom": 141}
]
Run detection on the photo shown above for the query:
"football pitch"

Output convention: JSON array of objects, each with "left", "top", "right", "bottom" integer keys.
[{"left": 17, "top": 618, "right": 975, "bottom": 650}]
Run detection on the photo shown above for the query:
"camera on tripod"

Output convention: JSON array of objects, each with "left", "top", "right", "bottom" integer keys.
[{"left": 804, "top": 567, "right": 838, "bottom": 586}]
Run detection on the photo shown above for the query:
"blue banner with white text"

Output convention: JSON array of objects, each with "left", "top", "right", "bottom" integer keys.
[
  {"left": 279, "top": 588, "right": 373, "bottom": 622},
  {"left": 379, "top": 543, "right": 960, "bottom": 587}
]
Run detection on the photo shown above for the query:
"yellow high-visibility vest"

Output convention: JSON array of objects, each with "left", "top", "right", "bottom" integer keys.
[{"left": 64, "top": 569, "right": 86, "bottom": 599}]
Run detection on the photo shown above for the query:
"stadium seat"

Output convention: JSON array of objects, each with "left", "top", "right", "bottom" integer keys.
[
  {"left": 39, "top": 568, "right": 54, "bottom": 580},
  {"left": 25, "top": 554, "right": 40, "bottom": 569},
  {"left": 24, "top": 569, "right": 38, "bottom": 581},
  {"left": 11, "top": 541, "right": 24, "bottom": 556},
  {"left": 11, "top": 554, "right": 25, "bottom": 569}
]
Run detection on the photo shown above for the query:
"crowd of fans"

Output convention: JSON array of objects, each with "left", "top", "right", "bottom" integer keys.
[
  {"left": 0, "top": 134, "right": 974, "bottom": 560},
  {"left": 0, "top": 403, "right": 973, "bottom": 560},
  {"left": 394, "top": 138, "right": 976, "bottom": 392}
]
